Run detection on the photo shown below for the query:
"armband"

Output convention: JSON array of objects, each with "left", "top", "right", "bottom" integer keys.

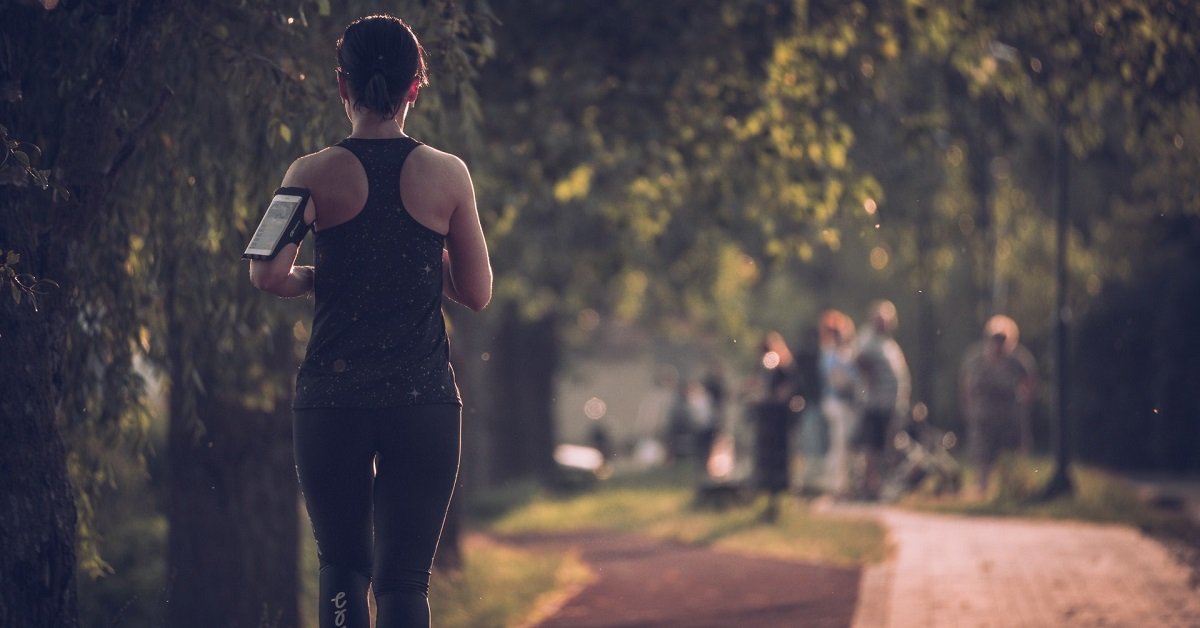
[{"left": 241, "top": 187, "right": 312, "bottom": 261}]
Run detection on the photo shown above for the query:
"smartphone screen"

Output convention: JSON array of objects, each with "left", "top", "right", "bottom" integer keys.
[{"left": 244, "top": 194, "right": 304, "bottom": 258}]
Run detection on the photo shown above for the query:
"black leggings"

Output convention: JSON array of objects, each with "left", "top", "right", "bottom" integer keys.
[{"left": 294, "top": 405, "right": 461, "bottom": 628}]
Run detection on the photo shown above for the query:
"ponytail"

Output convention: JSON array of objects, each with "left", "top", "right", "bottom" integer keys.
[{"left": 361, "top": 71, "right": 396, "bottom": 118}]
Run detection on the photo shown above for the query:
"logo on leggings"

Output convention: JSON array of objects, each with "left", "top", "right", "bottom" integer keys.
[{"left": 331, "top": 591, "right": 348, "bottom": 627}]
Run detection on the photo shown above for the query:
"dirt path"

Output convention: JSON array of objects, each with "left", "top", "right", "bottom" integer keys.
[{"left": 501, "top": 530, "right": 861, "bottom": 628}]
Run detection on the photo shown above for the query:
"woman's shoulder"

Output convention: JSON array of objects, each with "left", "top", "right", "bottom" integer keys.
[
  {"left": 405, "top": 142, "right": 472, "bottom": 189},
  {"left": 282, "top": 146, "right": 358, "bottom": 187},
  {"left": 408, "top": 142, "right": 468, "bottom": 171},
  {"left": 295, "top": 145, "right": 357, "bottom": 170}
]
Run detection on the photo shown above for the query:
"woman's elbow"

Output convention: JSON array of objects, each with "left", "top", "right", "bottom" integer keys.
[
  {"left": 460, "top": 287, "right": 491, "bottom": 312},
  {"left": 249, "top": 263, "right": 283, "bottom": 295},
  {"left": 449, "top": 265, "right": 491, "bottom": 312}
]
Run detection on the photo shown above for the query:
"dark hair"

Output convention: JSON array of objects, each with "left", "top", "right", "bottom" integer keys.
[{"left": 336, "top": 14, "right": 428, "bottom": 118}]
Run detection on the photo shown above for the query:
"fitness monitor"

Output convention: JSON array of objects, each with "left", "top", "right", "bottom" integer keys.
[{"left": 242, "top": 187, "right": 312, "bottom": 261}]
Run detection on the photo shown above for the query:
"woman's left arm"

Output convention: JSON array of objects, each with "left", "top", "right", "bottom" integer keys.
[{"left": 249, "top": 242, "right": 314, "bottom": 298}]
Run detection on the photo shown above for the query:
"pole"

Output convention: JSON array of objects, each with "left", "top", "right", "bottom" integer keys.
[{"left": 1043, "top": 123, "right": 1073, "bottom": 498}]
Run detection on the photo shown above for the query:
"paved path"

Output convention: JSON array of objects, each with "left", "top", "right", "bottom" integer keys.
[
  {"left": 505, "top": 506, "right": 1200, "bottom": 627},
  {"left": 504, "top": 530, "right": 860, "bottom": 627},
  {"left": 845, "top": 505, "right": 1200, "bottom": 628}
]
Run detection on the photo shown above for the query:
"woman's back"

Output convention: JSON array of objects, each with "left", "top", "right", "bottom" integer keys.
[{"left": 292, "top": 136, "right": 459, "bottom": 409}]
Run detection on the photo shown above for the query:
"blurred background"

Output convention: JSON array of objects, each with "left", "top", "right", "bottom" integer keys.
[{"left": 2, "top": 0, "right": 1197, "bottom": 626}]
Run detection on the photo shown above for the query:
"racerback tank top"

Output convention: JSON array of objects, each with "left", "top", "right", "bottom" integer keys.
[{"left": 293, "top": 136, "right": 460, "bottom": 408}]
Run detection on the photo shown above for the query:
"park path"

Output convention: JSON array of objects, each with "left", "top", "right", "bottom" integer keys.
[
  {"left": 502, "top": 502, "right": 1200, "bottom": 627},
  {"left": 503, "top": 530, "right": 860, "bottom": 627},
  {"left": 843, "top": 504, "right": 1200, "bottom": 628}
]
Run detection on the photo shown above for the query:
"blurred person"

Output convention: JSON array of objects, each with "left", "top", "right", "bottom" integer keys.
[
  {"left": 700, "top": 359, "right": 730, "bottom": 469},
  {"left": 818, "top": 310, "right": 859, "bottom": 499},
  {"left": 687, "top": 378, "right": 719, "bottom": 470},
  {"left": 665, "top": 377, "right": 698, "bottom": 463},
  {"left": 752, "top": 331, "right": 799, "bottom": 519},
  {"left": 633, "top": 364, "right": 680, "bottom": 466},
  {"left": 853, "top": 300, "right": 911, "bottom": 500},
  {"left": 959, "top": 315, "right": 1037, "bottom": 495},
  {"left": 248, "top": 14, "right": 492, "bottom": 628},
  {"left": 791, "top": 327, "right": 826, "bottom": 495}
]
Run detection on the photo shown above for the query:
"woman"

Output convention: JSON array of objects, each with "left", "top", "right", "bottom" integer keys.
[
  {"left": 249, "top": 14, "right": 492, "bottom": 628},
  {"left": 818, "top": 309, "right": 858, "bottom": 499}
]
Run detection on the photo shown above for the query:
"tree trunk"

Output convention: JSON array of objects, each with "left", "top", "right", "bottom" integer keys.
[
  {"left": 162, "top": 310, "right": 299, "bottom": 628},
  {"left": 0, "top": 3, "right": 171, "bottom": 621},
  {"left": 437, "top": 307, "right": 497, "bottom": 570},
  {"left": 968, "top": 99, "right": 996, "bottom": 323},
  {"left": 165, "top": 391, "right": 299, "bottom": 628},
  {"left": 0, "top": 299, "right": 80, "bottom": 627},
  {"left": 448, "top": 307, "right": 497, "bottom": 491},
  {"left": 1044, "top": 123, "right": 1074, "bottom": 498},
  {"left": 914, "top": 198, "right": 938, "bottom": 420},
  {"left": 487, "top": 308, "right": 559, "bottom": 483}
]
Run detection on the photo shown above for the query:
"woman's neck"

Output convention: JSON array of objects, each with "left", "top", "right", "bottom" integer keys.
[{"left": 348, "top": 110, "right": 408, "bottom": 139}]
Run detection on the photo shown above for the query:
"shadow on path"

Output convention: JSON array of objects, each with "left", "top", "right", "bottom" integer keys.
[{"left": 500, "top": 531, "right": 860, "bottom": 628}]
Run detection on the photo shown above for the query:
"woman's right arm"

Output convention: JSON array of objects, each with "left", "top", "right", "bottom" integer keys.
[
  {"left": 441, "top": 155, "right": 492, "bottom": 311},
  {"left": 248, "top": 157, "right": 319, "bottom": 298}
]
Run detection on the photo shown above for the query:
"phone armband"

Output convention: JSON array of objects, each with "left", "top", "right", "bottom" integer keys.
[{"left": 241, "top": 187, "right": 312, "bottom": 261}]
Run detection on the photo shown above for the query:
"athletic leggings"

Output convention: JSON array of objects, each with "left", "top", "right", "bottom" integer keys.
[{"left": 294, "top": 405, "right": 461, "bottom": 628}]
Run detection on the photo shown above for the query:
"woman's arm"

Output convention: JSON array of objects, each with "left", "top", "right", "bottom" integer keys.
[
  {"left": 248, "top": 158, "right": 319, "bottom": 298},
  {"left": 441, "top": 155, "right": 492, "bottom": 311},
  {"left": 249, "top": 242, "right": 314, "bottom": 297}
]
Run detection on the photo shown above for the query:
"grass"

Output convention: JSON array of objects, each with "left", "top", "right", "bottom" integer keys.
[
  {"left": 899, "top": 455, "right": 1184, "bottom": 528},
  {"left": 482, "top": 467, "right": 887, "bottom": 567},
  {"left": 430, "top": 534, "right": 594, "bottom": 628}
]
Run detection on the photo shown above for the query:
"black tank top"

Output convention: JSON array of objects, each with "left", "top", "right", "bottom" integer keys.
[{"left": 293, "top": 136, "right": 460, "bottom": 408}]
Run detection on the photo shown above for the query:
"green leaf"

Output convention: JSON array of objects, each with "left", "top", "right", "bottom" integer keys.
[{"left": 278, "top": 123, "right": 292, "bottom": 143}]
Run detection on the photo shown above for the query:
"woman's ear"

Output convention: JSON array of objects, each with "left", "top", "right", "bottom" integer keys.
[{"left": 406, "top": 81, "right": 420, "bottom": 105}]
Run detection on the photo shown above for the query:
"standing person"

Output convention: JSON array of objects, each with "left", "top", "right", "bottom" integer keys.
[
  {"left": 665, "top": 378, "right": 697, "bottom": 464},
  {"left": 818, "top": 310, "right": 859, "bottom": 499},
  {"left": 249, "top": 14, "right": 492, "bottom": 628},
  {"left": 686, "top": 378, "right": 718, "bottom": 470},
  {"left": 791, "top": 327, "right": 826, "bottom": 495},
  {"left": 632, "top": 365, "right": 679, "bottom": 467},
  {"left": 699, "top": 359, "right": 730, "bottom": 469},
  {"left": 959, "top": 315, "right": 1038, "bottom": 496},
  {"left": 752, "top": 331, "right": 799, "bottom": 520},
  {"left": 853, "top": 300, "right": 911, "bottom": 500}
]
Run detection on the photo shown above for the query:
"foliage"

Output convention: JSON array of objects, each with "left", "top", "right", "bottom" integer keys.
[
  {"left": 476, "top": 0, "right": 877, "bottom": 345},
  {"left": 0, "top": 247, "right": 58, "bottom": 310}
]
